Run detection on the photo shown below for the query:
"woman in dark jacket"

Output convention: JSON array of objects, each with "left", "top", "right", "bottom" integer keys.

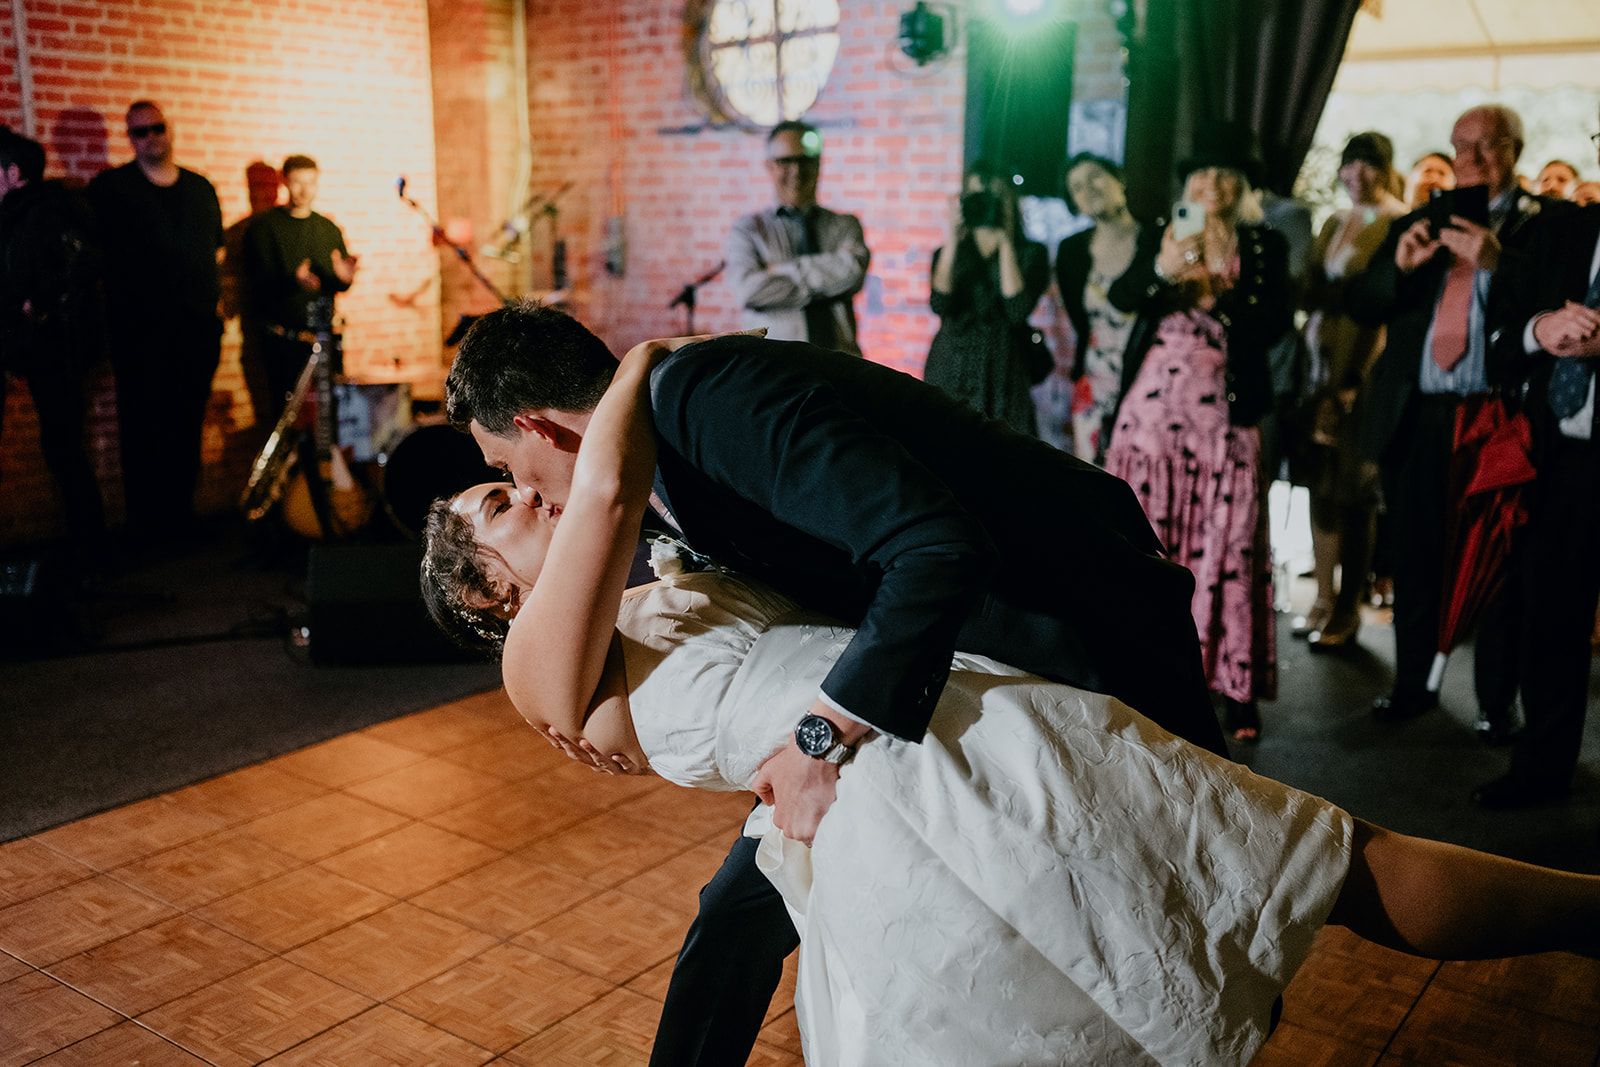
[
  {"left": 1056, "top": 153, "right": 1141, "bottom": 463},
  {"left": 1104, "top": 122, "right": 1290, "bottom": 741}
]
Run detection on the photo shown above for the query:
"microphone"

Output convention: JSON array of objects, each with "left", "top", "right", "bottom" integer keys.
[{"left": 395, "top": 176, "right": 407, "bottom": 198}]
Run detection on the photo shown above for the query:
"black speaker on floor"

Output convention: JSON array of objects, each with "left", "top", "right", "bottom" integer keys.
[
  {"left": 964, "top": 15, "right": 1076, "bottom": 197},
  {"left": 307, "top": 543, "right": 474, "bottom": 665}
]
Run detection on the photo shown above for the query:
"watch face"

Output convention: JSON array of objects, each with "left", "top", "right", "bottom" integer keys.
[{"left": 795, "top": 714, "right": 835, "bottom": 757}]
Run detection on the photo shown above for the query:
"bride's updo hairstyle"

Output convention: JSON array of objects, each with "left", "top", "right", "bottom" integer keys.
[
  {"left": 421, "top": 497, "right": 511, "bottom": 658},
  {"left": 446, "top": 302, "right": 617, "bottom": 435}
]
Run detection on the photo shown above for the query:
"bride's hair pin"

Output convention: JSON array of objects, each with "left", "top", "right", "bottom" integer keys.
[{"left": 420, "top": 498, "right": 513, "bottom": 657}]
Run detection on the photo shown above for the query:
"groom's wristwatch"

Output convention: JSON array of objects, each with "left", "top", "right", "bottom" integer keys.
[{"left": 795, "top": 714, "right": 855, "bottom": 765}]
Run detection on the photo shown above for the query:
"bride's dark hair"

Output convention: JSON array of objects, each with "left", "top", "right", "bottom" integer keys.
[{"left": 420, "top": 498, "right": 511, "bottom": 658}]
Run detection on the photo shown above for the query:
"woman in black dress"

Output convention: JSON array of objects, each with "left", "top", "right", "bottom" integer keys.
[{"left": 925, "top": 160, "right": 1050, "bottom": 435}]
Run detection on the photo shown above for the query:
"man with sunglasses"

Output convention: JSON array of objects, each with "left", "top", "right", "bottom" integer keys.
[
  {"left": 87, "top": 101, "right": 223, "bottom": 544},
  {"left": 725, "top": 120, "right": 870, "bottom": 356}
]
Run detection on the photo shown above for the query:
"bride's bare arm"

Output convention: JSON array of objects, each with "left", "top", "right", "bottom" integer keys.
[{"left": 500, "top": 340, "right": 662, "bottom": 752}]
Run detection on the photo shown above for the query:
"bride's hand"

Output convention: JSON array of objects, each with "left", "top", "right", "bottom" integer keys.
[{"left": 542, "top": 725, "right": 647, "bottom": 775}]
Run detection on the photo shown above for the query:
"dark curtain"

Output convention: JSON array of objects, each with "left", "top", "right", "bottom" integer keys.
[{"left": 1125, "top": 0, "right": 1364, "bottom": 217}]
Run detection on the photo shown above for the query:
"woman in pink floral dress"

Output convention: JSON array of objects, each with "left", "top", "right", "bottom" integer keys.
[{"left": 1105, "top": 122, "right": 1290, "bottom": 741}]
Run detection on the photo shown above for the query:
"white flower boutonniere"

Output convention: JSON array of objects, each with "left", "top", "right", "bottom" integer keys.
[{"left": 649, "top": 537, "right": 687, "bottom": 579}]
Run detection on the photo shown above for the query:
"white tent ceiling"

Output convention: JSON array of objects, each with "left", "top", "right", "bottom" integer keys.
[{"left": 1336, "top": 0, "right": 1600, "bottom": 92}]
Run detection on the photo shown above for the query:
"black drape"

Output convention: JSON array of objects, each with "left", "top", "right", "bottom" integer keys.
[{"left": 1124, "top": 0, "right": 1364, "bottom": 217}]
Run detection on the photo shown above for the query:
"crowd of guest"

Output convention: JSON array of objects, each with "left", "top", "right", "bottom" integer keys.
[{"left": 4, "top": 96, "right": 1598, "bottom": 807}]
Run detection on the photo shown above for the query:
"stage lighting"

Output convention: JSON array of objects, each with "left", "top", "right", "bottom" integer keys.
[
  {"left": 898, "top": 2, "right": 947, "bottom": 66},
  {"left": 989, "top": 0, "right": 1059, "bottom": 33}
]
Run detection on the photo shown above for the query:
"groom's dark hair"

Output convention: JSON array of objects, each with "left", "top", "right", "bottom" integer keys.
[{"left": 446, "top": 302, "right": 618, "bottom": 434}]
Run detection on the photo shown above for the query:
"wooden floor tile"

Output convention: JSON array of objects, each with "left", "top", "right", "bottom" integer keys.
[
  {"left": 284, "top": 902, "right": 498, "bottom": 1001},
  {"left": 436, "top": 724, "right": 565, "bottom": 782},
  {"left": 542, "top": 759, "right": 668, "bottom": 808},
  {"left": 342, "top": 755, "right": 508, "bottom": 819},
  {"left": 1431, "top": 952, "right": 1600, "bottom": 1027},
  {"left": 0, "top": 838, "right": 93, "bottom": 909},
  {"left": 1384, "top": 981, "right": 1600, "bottom": 1066},
  {"left": 1251, "top": 1019, "right": 1381, "bottom": 1066},
  {"left": 193, "top": 865, "right": 393, "bottom": 953},
  {"left": 0, "top": 951, "right": 28, "bottom": 983},
  {"left": 235, "top": 791, "right": 410, "bottom": 862},
  {"left": 361, "top": 699, "right": 521, "bottom": 755},
  {"left": 263, "top": 1004, "right": 494, "bottom": 1065},
  {"left": 0, "top": 873, "right": 177, "bottom": 966},
  {"left": 410, "top": 850, "right": 599, "bottom": 939},
  {"left": 137, "top": 958, "right": 373, "bottom": 1067},
  {"left": 31, "top": 795, "right": 227, "bottom": 871},
  {"left": 624, "top": 958, "right": 675, "bottom": 1003},
  {"left": 607, "top": 785, "right": 753, "bottom": 844},
  {"left": 748, "top": 1038, "right": 806, "bottom": 1066},
  {"left": 614, "top": 840, "right": 728, "bottom": 918},
  {"left": 516, "top": 889, "right": 691, "bottom": 984},
  {"left": 1278, "top": 936, "right": 1435, "bottom": 1050},
  {"left": 46, "top": 914, "right": 269, "bottom": 1016},
  {"left": 390, "top": 942, "right": 614, "bottom": 1053},
  {"left": 316, "top": 821, "right": 503, "bottom": 898},
  {"left": 27, "top": 1020, "right": 209, "bottom": 1065},
  {"left": 501, "top": 986, "right": 660, "bottom": 1066},
  {"left": 268, "top": 733, "right": 427, "bottom": 789},
  {"left": 0, "top": 971, "right": 120, "bottom": 1067},
  {"left": 109, "top": 826, "right": 304, "bottom": 910},
  {"left": 164, "top": 763, "right": 327, "bottom": 827},
  {"left": 425, "top": 779, "right": 610, "bottom": 851},
  {"left": 526, "top": 811, "right": 701, "bottom": 890}
]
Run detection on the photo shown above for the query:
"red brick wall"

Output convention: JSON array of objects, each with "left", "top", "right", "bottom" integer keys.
[
  {"left": 0, "top": 0, "right": 442, "bottom": 545},
  {"left": 522, "top": 0, "right": 1124, "bottom": 377}
]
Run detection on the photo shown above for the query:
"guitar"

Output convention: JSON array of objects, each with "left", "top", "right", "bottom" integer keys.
[{"left": 239, "top": 299, "right": 373, "bottom": 539}]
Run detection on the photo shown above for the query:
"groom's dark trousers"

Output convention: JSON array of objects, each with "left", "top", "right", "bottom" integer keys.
[{"left": 642, "top": 338, "right": 1227, "bottom": 1065}]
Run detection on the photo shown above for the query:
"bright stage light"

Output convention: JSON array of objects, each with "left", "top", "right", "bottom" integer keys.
[{"left": 1002, "top": 0, "right": 1046, "bottom": 15}]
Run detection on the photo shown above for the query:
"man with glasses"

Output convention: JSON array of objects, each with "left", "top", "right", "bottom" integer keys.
[
  {"left": 87, "top": 100, "right": 224, "bottom": 544},
  {"left": 1350, "top": 104, "right": 1568, "bottom": 732},
  {"left": 725, "top": 120, "right": 870, "bottom": 355}
]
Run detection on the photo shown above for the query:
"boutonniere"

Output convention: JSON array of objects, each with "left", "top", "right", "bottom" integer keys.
[{"left": 648, "top": 537, "right": 687, "bottom": 579}]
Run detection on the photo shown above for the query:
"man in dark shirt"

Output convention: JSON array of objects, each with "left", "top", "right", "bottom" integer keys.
[
  {"left": 241, "top": 154, "right": 358, "bottom": 421},
  {"left": 0, "top": 127, "right": 106, "bottom": 552},
  {"left": 87, "top": 100, "right": 223, "bottom": 540}
]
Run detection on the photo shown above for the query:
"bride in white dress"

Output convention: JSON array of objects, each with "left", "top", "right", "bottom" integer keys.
[{"left": 422, "top": 338, "right": 1600, "bottom": 1066}]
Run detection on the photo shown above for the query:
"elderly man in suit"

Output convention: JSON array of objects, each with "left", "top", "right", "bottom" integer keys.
[
  {"left": 725, "top": 121, "right": 870, "bottom": 356},
  {"left": 1349, "top": 104, "right": 1563, "bottom": 727},
  {"left": 447, "top": 303, "right": 1227, "bottom": 1065},
  {"left": 1472, "top": 120, "right": 1600, "bottom": 808}
]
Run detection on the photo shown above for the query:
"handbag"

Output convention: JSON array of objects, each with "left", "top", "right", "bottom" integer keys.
[{"left": 1013, "top": 325, "right": 1055, "bottom": 385}]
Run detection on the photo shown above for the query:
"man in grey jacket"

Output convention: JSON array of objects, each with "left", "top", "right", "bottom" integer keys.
[{"left": 726, "top": 121, "right": 870, "bottom": 355}]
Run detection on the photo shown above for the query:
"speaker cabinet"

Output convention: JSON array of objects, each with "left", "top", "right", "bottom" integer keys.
[{"left": 307, "top": 543, "right": 473, "bottom": 665}]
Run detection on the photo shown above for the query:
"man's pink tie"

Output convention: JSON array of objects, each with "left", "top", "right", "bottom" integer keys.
[{"left": 1430, "top": 255, "right": 1476, "bottom": 372}]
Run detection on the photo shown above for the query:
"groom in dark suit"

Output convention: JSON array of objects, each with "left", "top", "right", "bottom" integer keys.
[{"left": 447, "top": 304, "right": 1227, "bottom": 1065}]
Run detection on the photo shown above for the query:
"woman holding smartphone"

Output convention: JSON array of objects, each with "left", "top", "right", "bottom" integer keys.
[{"left": 1104, "top": 121, "right": 1289, "bottom": 742}]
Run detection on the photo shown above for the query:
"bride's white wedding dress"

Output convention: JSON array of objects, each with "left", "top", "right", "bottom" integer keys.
[{"left": 618, "top": 569, "right": 1352, "bottom": 1066}]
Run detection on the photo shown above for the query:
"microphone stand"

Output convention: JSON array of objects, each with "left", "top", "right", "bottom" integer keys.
[
  {"left": 668, "top": 260, "right": 725, "bottom": 334},
  {"left": 396, "top": 180, "right": 512, "bottom": 307}
]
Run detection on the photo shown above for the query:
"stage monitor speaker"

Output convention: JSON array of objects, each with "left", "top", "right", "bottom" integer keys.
[
  {"left": 307, "top": 543, "right": 475, "bottom": 665},
  {"left": 964, "top": 16, "right": 1077, "bottom": 199}
]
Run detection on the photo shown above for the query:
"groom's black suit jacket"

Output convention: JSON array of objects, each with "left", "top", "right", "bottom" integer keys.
[{"left": 648, "top": 336, "right": 1224, "bottom": 754}]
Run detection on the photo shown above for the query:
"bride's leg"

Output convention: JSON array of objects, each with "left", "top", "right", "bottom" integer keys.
[{"left": 1327, "top": 818, "right": 1600, "bottom": 960}]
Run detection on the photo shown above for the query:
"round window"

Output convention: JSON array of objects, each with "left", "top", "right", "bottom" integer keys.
[{"left": 688, "top": 0, "right": 842, "bottom": 127}]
